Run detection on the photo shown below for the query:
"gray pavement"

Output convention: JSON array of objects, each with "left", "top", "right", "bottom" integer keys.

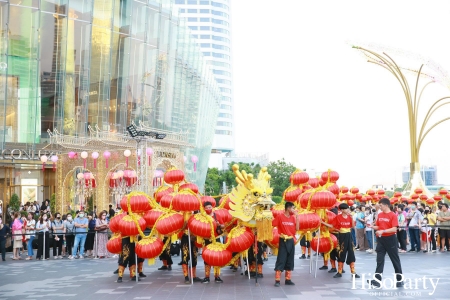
[{"left": 0, "top": 245, "right": 449, "bottom": 300}]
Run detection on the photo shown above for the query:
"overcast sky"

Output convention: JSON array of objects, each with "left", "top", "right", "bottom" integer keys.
[{"left": 229, "top": 0, "right": 450, "bottom": 191}]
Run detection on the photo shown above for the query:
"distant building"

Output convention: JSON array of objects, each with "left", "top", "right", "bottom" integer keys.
[
  {"left": 221, "top": 153, "right": 269, "bottom": 171},
  {"left": 402, "top": 165, "right": 437, "bottom": 186}
]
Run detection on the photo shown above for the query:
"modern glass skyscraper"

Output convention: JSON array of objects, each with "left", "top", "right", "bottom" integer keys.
[{"left": 175, "top": 0, "right": 234, "bottom": 166}]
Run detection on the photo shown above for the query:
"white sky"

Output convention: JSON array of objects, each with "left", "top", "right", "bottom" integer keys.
[{"left": 230, "top": 0, "right": 450, "bottom": 191}]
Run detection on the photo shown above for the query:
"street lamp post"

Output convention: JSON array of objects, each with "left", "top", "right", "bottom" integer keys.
[{"left": 353, "top": 45, "right": 450, "bottom": 197}]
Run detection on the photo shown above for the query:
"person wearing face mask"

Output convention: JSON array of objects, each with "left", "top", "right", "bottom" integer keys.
[
  {"left": 321, "top": 203, "right": 361, "bottom": 279},
  {"left": 406, "top": 201, "right": 422, "bottom": 252},
  {"left": 71, "top": 209, "right": 88, "bottom": 259},
  {"left": 0, "top": 216, "right": 10, "bottom": 261},
  {"left": 94, "top": 211, "right": 110, "bottom": 258},
  {"left": 25, "top": 212, "right": 36, "bottom": 260},
  {"left": 85, "top": 213, "right": 96, "bottom": 258},
  {"left": 64, "top": 213, "right": 75, "bottom": 259},
  {"left": 36, "top": 213, "right": 51, "bottom": 260},
  {"left": 52, "top": 213, "right": 64, "bottom": 259}
]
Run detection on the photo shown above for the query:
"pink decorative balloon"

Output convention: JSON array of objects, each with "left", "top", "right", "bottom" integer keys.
[
  {"left": 91, "top": 152, "right": 99, "bottom": 159},
  {"left": 50, "top": 155, "right": 58, "bottom": 163},
  {"left": 103, "top": 151, "right": 111, "bottom": 159},
  {"left": 68, "top": 152, "right": 76, "bottom": 159}
]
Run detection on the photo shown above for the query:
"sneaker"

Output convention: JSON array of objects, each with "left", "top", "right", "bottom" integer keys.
[
  {"left": 396, "top": 281, "right": 404, "bottom": 287},
  {"left": 68, "top": 255, "right": 74, "bottom": 260},
  {"left": 178, "top": 262, "right": 183, "bottom": 265},
  {"left": 408, "top": 249, "right": 416, "bottom": 252},
  {"left": 285, "top": 280, "right": 295, "bottom": 285},
  {"left": 328, "top": 268, "right": 337, "bottom": 273},
  {"left": 432, "top": 250, "right": 436, "bottom": 253},
  {"left": 158, "top": 266, "right": 168, "bottom": 270},
  {"left": 79, "top": 256, "right": 84, "bottom": 259},
  {"left": 185, "top": 276, "right": 190, "bottom": 284},
  {"left": 58, "top": 256, "right": 63, "bottom": 259},
  {"left": 202, "top": 277, "right": 210, "bottom": 284},
  {"left": 117, "top": 277, "right": 122, "bottom": 283},
  {"left": 423, "top": 250, "right": 428, "bottom": 253},
  {"left": 130, "top": 276, "right": 141, "bottom": 282},
  {"left": 274, "top": 281, "right": 281, "bottom": 287},
  {"left": 139, "top": 272, "right": 147, "bottom": 278},
  {"left": 352, "top": 273, "right": 361, "bottom": 278},
  {"left": 167, "top": 265, "right": 172, "bottom": 271},
  {"left": 54, "top": 256, "right": 58, "bottom": 260},
  {"left": 307, "top": 255, "right": 310, "bottom": 259},
  {"left": 333, "top": 273, "right": 342, "bottom": 278},
  {"left": 299, "top": 254, "right": 306, "bottom": 259},
  {"left": 257, "top": 273, "right": 263, "bottom": 278},
  {"left": 319, "top": 266, "right": 328, "bottom": 270},
  {"left": 366, "top": 249, "right": 373, "bottom": 253},
  {"left": 215, "top": 277, "right": 223, "bottom": 283},
  {"left": 113, "top": 269, "right": 119, "bottom": 274},
  {"left": 368, "top": 279, "right": 381, "bottom": 288},
  {"left": 193, "top": 277, "right": 202, "bottom": 282}
]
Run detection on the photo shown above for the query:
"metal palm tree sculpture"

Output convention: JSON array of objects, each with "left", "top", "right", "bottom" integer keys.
[{"left": 353, "top": 45, "right": 450, "bottom": 197}]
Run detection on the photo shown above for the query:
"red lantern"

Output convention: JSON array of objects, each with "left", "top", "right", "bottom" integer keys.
[
  {"left": 179, "top": 182, "right": 199, "bottom": 194},
  {"left": 414, "top": 188, "right": 423, "bottom": 195},
  {"left": 360, "top": 196, "right": 367, "bottom": 202},
  {"left": 311, "top": 234, "right": 338, "bottom": 253},
  {"left": 155, "top": 212, "right": 184, "bottom": 236},
  {"left": 420, "top": 194, "right": 428, "bottom": 201},
  {"left": 143, "top": 209, "right": 164, "bottom": 228},
  {"left": 400, "top": 197, "right": 408, "bottom": 203},
  {"left": 327, "top": 183, "right": 339, "bottom": 195},
  {"left": 225, "top": 227, "right": 254, "bottom": 253},
  {"left": 118, "top": 214, "right": 147, "bottom": 236},
  {"left": 109, "top": 213, "right": 126, "bottom": 233},
  {"left": 439, "top": 189, "right": 448, "bottom": 196},
  {"left": 160, "top": 193, "right": 174, "bottom": 208},
  {"left": 202, "top": 243, "right": 232, "bottom": 267},
  {"left": 366, "top": 189, "right": 375, "bottom": 196},
  {"left": 298, "top": 212, "right": 320, "bottom": 232},
  {"left": 308, "top": 178, "right": 319, "bottom": 188},
  {"left": 350, "top": 187, "right": 359, "bottom": 194},
  {"left": 407, "top": 198, "right": 414, "bottom": 204},
  {"left": 426, "top": 198, "right": 435, "bottom": 205},
  {"left": 106, "top": 234, "right": 122, "bottom": 254},
  {"left": 120, "top": 194, "right": 151, "bottom": 213},
  {"left": 310, "top": 191, "right": 336, "bottom": 210},
  {"left": 377, "top": 189, "right": 385, "bottom": 195},
  {"left": 163, "top": 168, "right": 185, "bottom": 185},
  {"left": 219, "top": 195, "right": 232, "bottom": 210},
  {"left": 340, "top": 186, "right": 349, "bottom": 194},
  {"left": 393, "top": 192, "right": 402, "bottom": 198},
  {"left": 390, "top": 198, "right": 397, "bottom": 205},
  {"left": 213, "top": 208, "right": 233, "bottom": 225},
  {"left": 283, "top": 186, "right": 302, "bottom": 202},
  {"left": 347, "top": 200, "right": 354, "bottom": 206},
  {"left": 201, "top": 196, "right": 216, "bottom": 208},
  {"left": 299, "top": 191, "right": 314, "bottom": 209},
  {"left": 135, "top": 237, "right": 164, "bottom": 259},
  {"left": 271, "top": 203, "right": 285, "bottom": 220},
  {"left": 319, "top": 178, "right": 327, "bottom": 186},
  {"left": 410, "top": 194, "right": 419, "bottom": 200},
  {"left": 188, "top": 213, "right": 217, "bottom": 238},
  {"left": 265, "top": 227, "right": 279, "bottom": 249},
  {"left": 290, "top": 170, "right": 309, "bottom": 185},
  {"left": 172, "top": 190, "right": 200, "bottom": 212},
  {"left": 324, "top": 210, "right": 336, "bottom": 224},
  {"left": 433, "top": 195, "right": 442, "bottom": 201},
  {"left": 154, "top": 186, "right": 174, "bottom": 203},
  {"left": 321, "top": 170, "right": 339, "bottom": 183},
  {"left": 348, "top": 193, "right": 356, "bottom": 200}
]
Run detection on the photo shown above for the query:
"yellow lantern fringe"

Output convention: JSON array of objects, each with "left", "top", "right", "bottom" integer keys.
[
  {"left": 171, "top": 234, "right": 178, "bottom": 243},
  {"left": 256, "top": 219, "right": 273, "bottom": 242},
  {"left": 148, "top": 258, "right": 155, "bottom": 266},
  {"left": 272, "top": 248, "right": 278, "bottom": 256},
  {"left": 130, "top": 235, "right": 134, "bottom": 243},
  {"left": 197, "top": 236, "right": 204, "bottom": 246}
]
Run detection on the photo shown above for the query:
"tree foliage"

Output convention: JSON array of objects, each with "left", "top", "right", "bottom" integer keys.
[
  {"left": 266, "top": 158, "right": 297, "bottom": 197},
  {"left": 9, "top": 193, "right": 20, "bottom": 212}
]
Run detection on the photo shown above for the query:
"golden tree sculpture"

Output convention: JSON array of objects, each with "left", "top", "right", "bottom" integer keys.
[{"left": 353, "top": 44, "right": 450, "bottom": 197}]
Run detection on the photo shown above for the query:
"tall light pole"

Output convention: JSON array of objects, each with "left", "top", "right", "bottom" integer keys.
[{"left": 353, "top": 45, "right": 450, "bottom": 197}]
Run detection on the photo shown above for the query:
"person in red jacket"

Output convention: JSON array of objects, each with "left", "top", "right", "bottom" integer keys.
[
  {"left": 368, "top": 197, "right": 404, "bottom": 288},
  {"left": 273, "top": 202, "right": 299, "bottom": 287},
  {"left": 321, "top": 203, "right": 360, "bottom": 278}
]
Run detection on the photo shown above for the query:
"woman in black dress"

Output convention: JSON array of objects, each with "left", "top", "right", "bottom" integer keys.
[{"left": 84, "top": 213, "right": 96, "bottom": 257}]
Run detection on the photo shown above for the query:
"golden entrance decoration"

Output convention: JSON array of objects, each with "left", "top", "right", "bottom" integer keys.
[
  {"left": 48, "top": 122, "right": 192, "bottom": 214},
  {"left": 353, "top": 44, "right": 450, "bottom": 197}
]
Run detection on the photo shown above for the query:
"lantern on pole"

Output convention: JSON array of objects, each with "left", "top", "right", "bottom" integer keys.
[
  {"left": 91, "top": 152, "right": 99, "bottom": 168},
  {"left": 40, "top": 155, "right": 48, "bottom": 171},
  {"left": 50, "top": 155, "right": 58, "bottom": 172},
  {"left": 103, "top": 151, "right": 111, "bottom": 168},
  {"left": 68, "top": 151, "right": 77, "bottom": 159},
  {"left": 146, "top": 148, "right": 153, "bottom": 166},
  {"left": 191, "top": 155, "right": 198, "bottom": 172},
  {"left": 124, "top": 150, "right": 131, "bottom": 167},
  {"left": 81, "top": 151, "right": 88, "bottom": 169}
]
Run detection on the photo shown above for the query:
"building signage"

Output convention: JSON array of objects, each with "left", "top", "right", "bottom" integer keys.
[
  {"left": 0, "top": 149, "right": 59, "bottom": 160},
  {"left": 155, "top": 151, "right": 177, "bottom": 159}
]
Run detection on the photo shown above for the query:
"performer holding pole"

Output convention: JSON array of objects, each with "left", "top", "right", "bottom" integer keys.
[
  {"left": 181, "top": 229, "right": 201, "bottom": 284},
  {"left": 117, "top": 236, "right": 139, "bottom": 283},
  {"left": 321, "top": 203, "right": 360, "bottom": 279},
  {"left": 273, "top": 202, "right": 299, "bottom": 287}
]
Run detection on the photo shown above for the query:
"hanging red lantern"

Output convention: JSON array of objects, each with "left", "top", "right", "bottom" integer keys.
[
  {"left": 366, "top": 189, "right": 375, "bottom": 196},
  {"left": 340, "top": 186, "right": 349, "bottom": 194},
  {"left": 414, "top": 188, "right": 423, "bottom": 195},
  {"left": 120, "top": 194, "right": 151, "bottom": 213},
  {"left": 420, "top": 194, "right": 428, "bottom": 201},
  {"left": 439, "top": 189, "right": 448, "bottom": 196},
  {"left": 327, "top": 183, "right": 339, "bottom": 195},
  {"left": 393, "top": 191, "right": 402, "bottom": 198},
  {"left": 265, "top": 227, "right": 280, "bottom": 250},
  {"left": 350, "top": 187, "right": 359, "bottom": 194},
  {"left": 271, "top": 203, "right": 285, "bottom": 220},
  {"left": 135, "top": 237, "right": 164, "bottom": 259},
  {"left": 154, "top": 186, "right": 174, "bottom": 203},
  {"left": 377, "top": 189, "right": 385, "bottom": 195},
  {"left": 319, "top": 177, "right": 327, "bottom": 186},
  {"left": 155, "top": 212, "right": 184, "bottom": 236},
  {"left": 426, "top": 198, "right": 435, "bottom": 205},
  {"left": 400, "top": 197, "right": 409, "bottom": 203},
  {"left": 213, "top": 208, "right": 233, "bottom": 225},
  {"left": 339, "top": 193, "right": 348, "bottom": 201},
  {"left": 188, "top": 213, "right": 217, "bottom": 239},
  {"left": 172, "top": 190, "right": 200, "bottom": 212},
  {"left": 311, "top": 234, "right": 338, "bottom": 253},
  {"left": 202, "top": 243, "right": 232, "bottom": 267},
  {"left": 163, "top": 169, "right": 185, "bottom": 185},
  {"left": 283, "top": 186, "right": 302, "bottom": 202},
  {"left": 219, "top": 195, "right": 232, "bottom": 210},
  {"left": 410, "top": 194, "right": 419, "bottom": 200},
  {"left": 433, "top": 195, "right": 442, "bottom": 202},
  {"left": 348, "top": 193, "right": 356, "bottom": 200},
  {"left": 360, "top": 196, "right": 367, "bottom": 202},
  {"left": 299, "top": 191, "right": 314, "bottom": 209},
  {"left": 160, "top": 193, "right": 174, "bottom": 208},
  {"left": 302, "top": 185, "right": 313, "bottom": 193},
  {"left": 106, "top": 233, "right": 122, "bottom": 254},
  {"left": 308, "top": 178, "right": 319, "bottom": 188},
  {"left": 143, "top": 209, "right": 164, "bottom": 228},
  {"left": 310, "top": 191, "right": 336, "bottom": 210},
  {"left": 407, "top": 198, "right": 415, "bottom": 204},
  {"left": 323, "top": 210, "right": 336, "bottom": 225},
  {"left": 356, "top": 193, "right": 363, "bottom": 200},
  {"left": 321, "top": 170, "right": 339, "bottom": 183},
  {"left": 201, "top": 196, "right": 216, "bottom": 208},
  {"left": 109, "top": 213, "right": 126, "bottom": 233},
  {"left": 225, "top": 227, "right": 254, "bottom": 253},
  {"left": 298, "top": 212, "right": 320, "bottom": 232},
  {"left": 118, "top": 214, "right": 147, "bottom": 236},
  {"left": 390, "top": 198, "right": 397, "bottom": 205},
  {"left": 290, "top": 170, "right": 309, "bottom": 185},
  {"left": 347, "top": 200, "right": 354, "bottom": 206},
  {"left": 180, "top": 183, "right": 199, "bottom": 194}
]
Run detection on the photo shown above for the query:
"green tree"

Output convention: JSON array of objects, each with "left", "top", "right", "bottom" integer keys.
[
  {"left": 385, "top": 190, "right": 394, "bottom": 198},
  {"left": 266, "top": 158, "right": 297, "bottom": 197},
  {"left": 204, "top": 167, "right": 221, "bottom": 196},
  {"left": 10, "top": 193, "right": 20, "bottom": 212},
  {"left": 272, "top": 196, "right": 282, "bottom": 204}
]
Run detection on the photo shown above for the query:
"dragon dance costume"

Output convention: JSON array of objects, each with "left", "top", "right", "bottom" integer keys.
[
  {"left": 273, "top": 213, "right": 297, "bottom": 285},
  {"left": 117, "top": 236, "right": 145, "bottom": 282},
  {"left": 332, "top": 214, "right": 359, "bottom": 278}
]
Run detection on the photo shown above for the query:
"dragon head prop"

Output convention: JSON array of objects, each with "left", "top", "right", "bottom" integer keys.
[{"left": 229, "top": 164, "right": 275, "bottom": 241}]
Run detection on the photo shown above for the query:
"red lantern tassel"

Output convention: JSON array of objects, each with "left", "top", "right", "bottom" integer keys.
[
  {"left": 83, "top": 159, "right": 86, "bottom": 169},
  {"left": 53, "top": 163, "right": 56, "bottom": 172},
  {"left": 194, "top": 163, "right": 197, "bottom": 172},
  {"left": 92, "top": 179, "right": 96, "bottom": 188},
  {"left": 148, "top": 156, "right": 151, "bottom": 166},
  {"left": 106, "top": 158, "right": 109, "bottom": 168},
  {"left": 94, "top": 159, "right": 97, "bottom": 168},
  {"left": 42, "top": 162, "right": 45, "bottom": 171},
  {"left": 138, "top": 155, "right": 141, "bottom": 166},
  {"left": 126, "top": 157, "right": 129, "bottom": 167}
]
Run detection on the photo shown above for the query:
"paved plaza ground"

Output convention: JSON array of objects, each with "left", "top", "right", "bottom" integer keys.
[{"left": 0, "top": 245, "right": 449, "bottom": 300}]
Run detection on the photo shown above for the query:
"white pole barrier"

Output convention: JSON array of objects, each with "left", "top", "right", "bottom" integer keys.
[
  {"left": 372, "top": 228, "right": 375, "bottom": 254},
  {"left": 94, "top": 231, "right": 99, "bottom": 259},
  {"left": 43, "top": 232, "right": 46, "bottom": 261},
  {"left": 314, "top": 227, "right": 321, "bottom": 278},
  {"left": 135, "top": 235, "right": 138, "bottom": 282},
  {"left": 246, "top": 251, "right": 250, "bottom": 280},
  {"left": 187, "top": 230, "right": 194, "bottom": 285}
]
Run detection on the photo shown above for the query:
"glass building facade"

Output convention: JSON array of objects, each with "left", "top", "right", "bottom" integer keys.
[{"left": 0, "top": 0, "right": 221, "bottom": 205}]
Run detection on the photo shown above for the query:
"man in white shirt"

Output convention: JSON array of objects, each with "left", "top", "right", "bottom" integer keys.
[{"left": 406, "top": 202, "right": 423, "bottom": 252}]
